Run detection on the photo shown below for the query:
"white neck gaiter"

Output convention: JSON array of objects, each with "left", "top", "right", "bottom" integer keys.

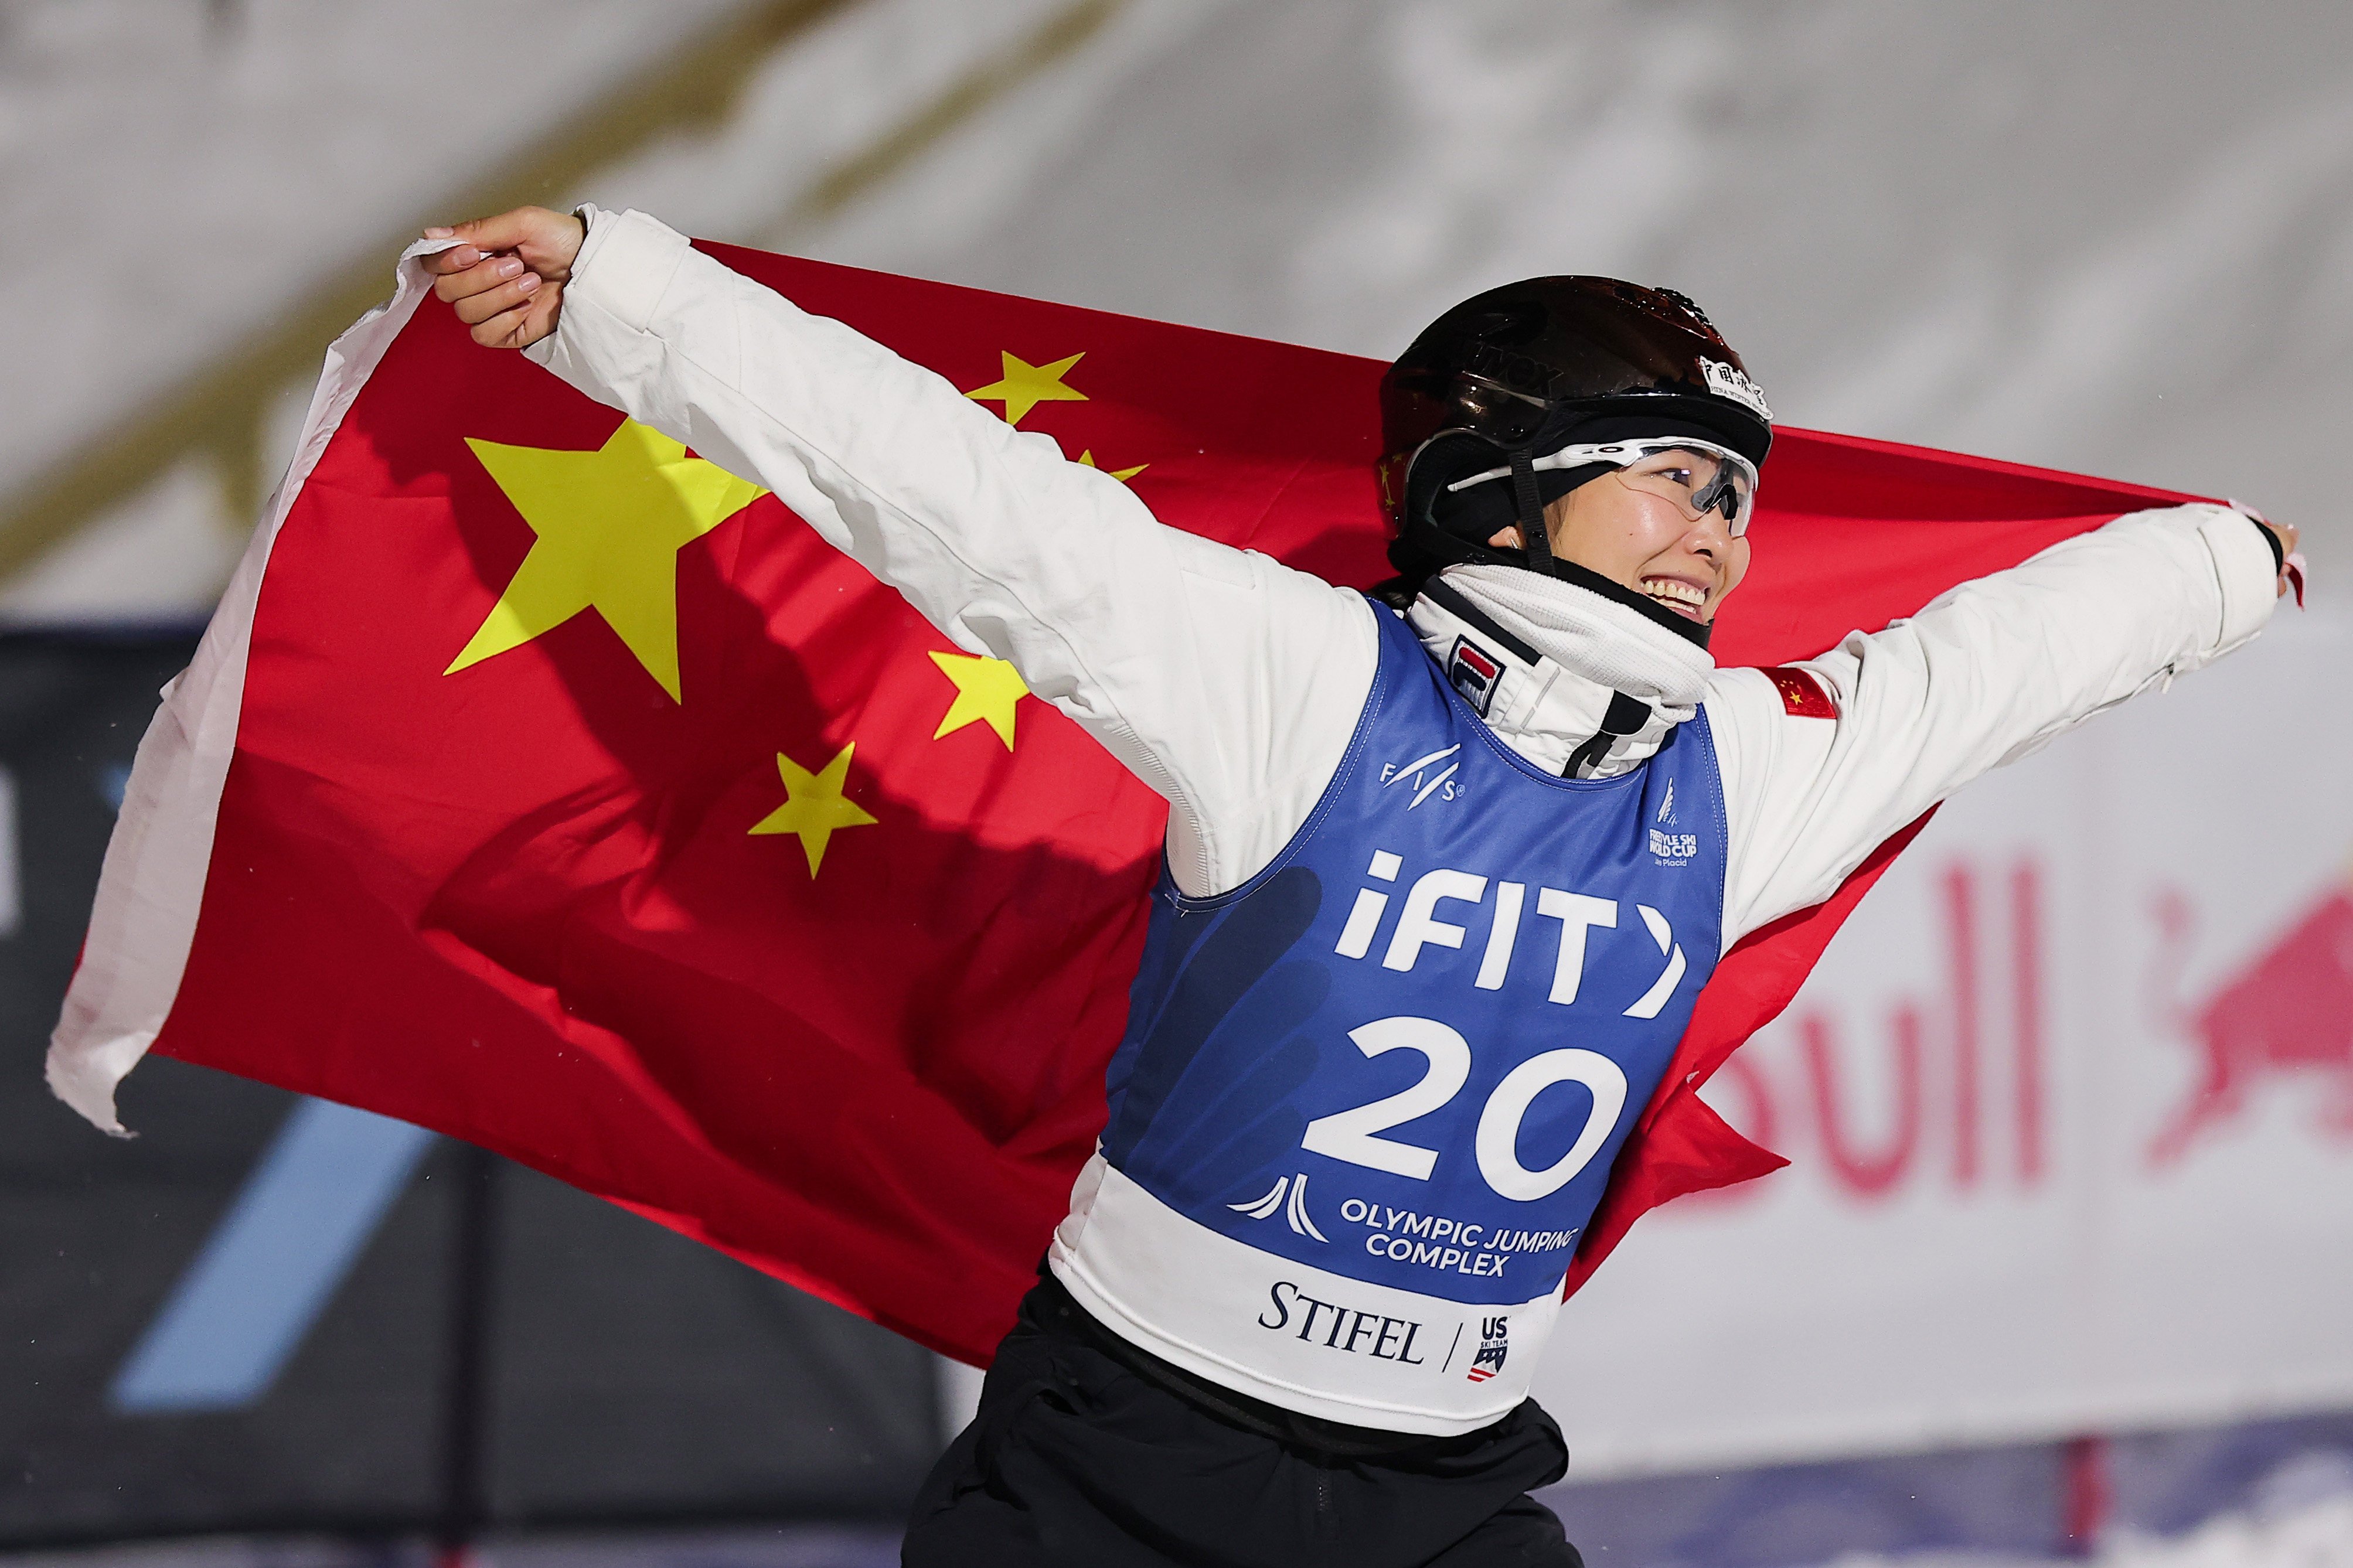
[{"left": 1407, "top": 562, "right": 1715, "bottom": 778}]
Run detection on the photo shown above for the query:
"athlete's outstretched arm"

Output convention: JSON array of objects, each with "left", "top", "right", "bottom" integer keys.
[
  {"left": 1705, "top": 503, "right": 2283, "bottom": 946},
  {"left": 421, "top": 206, "right": 1376, "bottom": 898}
]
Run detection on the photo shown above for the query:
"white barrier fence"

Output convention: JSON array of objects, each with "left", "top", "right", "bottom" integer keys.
[{"left": 1539, "top": 606, "right": 2353, "bottom": 1478}]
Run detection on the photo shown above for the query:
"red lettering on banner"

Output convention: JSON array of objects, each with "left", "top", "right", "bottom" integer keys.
[
  {"left": 1803, "top": 1007, "right": 1923, "bottom": 1197},
  {"left": 2014, "top": 863, "right": 2046, "bottom": 1184},
  {"left": 1947, "top": 866, "right": 1980, "bottom": 1189},
  {"left": 1694, "top": 854, "right": 2053, "bottom": 1206}
]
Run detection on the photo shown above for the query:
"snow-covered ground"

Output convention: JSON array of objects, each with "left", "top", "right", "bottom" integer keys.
[
  {"left": 0, "top": 0, "right": 731, "bottom": 482},
  {"left": 1909, "top": 1482, "right": 2353, "bottom": 1568},
  {"left": 0, "top": 0, "right": 1117, "bottom": 619},
  {"left": 0, "top": 0, "right": 704, "bottom": 619},
  {"left": 1, "top": 1486, "right": 2348, "bottom": 1568},
  {"left": 783, "top": 0, "right": 2353, "bottom": 560},
  {"left": 2103, "top": 1490, "right": 2353, "bottom": 1568}
]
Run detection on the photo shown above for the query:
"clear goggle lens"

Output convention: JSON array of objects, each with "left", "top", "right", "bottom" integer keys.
[{"left": 1447, "top": 438, "right": 1759, "bottom": 537}]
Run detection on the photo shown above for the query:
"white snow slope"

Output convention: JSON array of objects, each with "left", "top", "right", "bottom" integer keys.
[
  {"left": 787, "top": 0, "right": 2353, "bottom": 568},
  {"left": 8, "top": 0, "right": 2350, "bottom": 620}
]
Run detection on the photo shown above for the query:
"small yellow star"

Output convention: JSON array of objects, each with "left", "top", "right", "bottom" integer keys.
[
  {"left": 928, "top": 651, "right": 1029, "bottom": 750},
  {"left": 748, "top": 742, "right": 877, "bottom": 877},
  {"left": 966, "top": 350, "right": 1088, "bottom": 426},
  {"left": 447, "top": 419, "right": 766, "bottom": 701},
  {"left": 1078, "top": 450, "right": 1148, "bottom": 482}
]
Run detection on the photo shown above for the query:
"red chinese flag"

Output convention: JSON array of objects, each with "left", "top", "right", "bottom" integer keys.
[{"left": 49, "top": 241, "right": 2203, "bottom": 1363}]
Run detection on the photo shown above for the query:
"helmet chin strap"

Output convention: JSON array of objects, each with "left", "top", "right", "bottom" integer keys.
[
  {"left": 1503, "top": 455, "right": 1660, "bottom": 779},
  {"left": 1483, "top": 451, "right": 1715, "bottom": 652},
  {"left": 1509, "top": 448, "right": 1554, "bottom": 577}
]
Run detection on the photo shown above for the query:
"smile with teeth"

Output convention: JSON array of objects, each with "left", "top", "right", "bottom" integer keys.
[{"left": 1640, "top": 577, "right": 1709, "bottom": 613}]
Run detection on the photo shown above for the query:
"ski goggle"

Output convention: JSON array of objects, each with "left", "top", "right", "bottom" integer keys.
[{"left": 1446, "top": 438, "right": 1760, "bottom": 536}]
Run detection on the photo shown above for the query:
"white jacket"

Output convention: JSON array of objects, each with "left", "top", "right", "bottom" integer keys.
[
  {"left": 531, "top": 207, "right": 2277, "bottom": 947},
  {"left": 527, "top": 206, "right": 2279, "bottom": 1427}
]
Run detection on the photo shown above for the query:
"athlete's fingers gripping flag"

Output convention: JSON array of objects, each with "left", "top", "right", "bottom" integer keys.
[{"left": 48, "top": 238, "right": 2208, "bottom": 1364}]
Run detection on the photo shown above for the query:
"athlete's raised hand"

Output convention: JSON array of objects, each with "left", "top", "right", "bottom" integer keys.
[
  {"left": 418, "top": 206, "right": 587, "bottom": 350},
  {"left": 2237, "top": 507, "right": 2303, "bottom": 602},
  {"left": 2267, "top": 517, "right": 2303, "bottom": 601}
]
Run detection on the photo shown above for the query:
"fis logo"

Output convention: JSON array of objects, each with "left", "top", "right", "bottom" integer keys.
[
  {"left": 1228, "top": 1172, "right": 1329, "bottom": 1242},
  {"left": 1378, "top": 744, "right": 1463, "bottom": 809},
  {"left": 1466, "top": 1315, "right": 1509, "bottom": 1382},
  {"left": 1446, "top": 637, "right": 1503, "bottom": 717}
]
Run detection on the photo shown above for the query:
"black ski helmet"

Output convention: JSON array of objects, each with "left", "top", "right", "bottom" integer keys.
[{"left": 1378, "top": 276, "right": 1773, "bottom": 600}]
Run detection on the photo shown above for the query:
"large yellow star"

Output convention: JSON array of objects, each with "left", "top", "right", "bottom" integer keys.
[
  {"left": 966, "top": 350, "right": 1087, "bottom": 426},
  {"left": 446, "top": 420, "right": 767, "bottom": 701},
  {"left": 928, "top": 650, "right": 1029, "bottom": 750},
  {"left": 748, "top": 742, "right": 877, "bottom": 877}
]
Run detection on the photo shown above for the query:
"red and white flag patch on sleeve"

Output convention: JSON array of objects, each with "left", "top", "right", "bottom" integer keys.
[{"left": 1762, "top": 665, "right": 1837, "bottom": 719}]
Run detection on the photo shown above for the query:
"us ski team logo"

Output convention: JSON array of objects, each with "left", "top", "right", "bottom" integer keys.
[{"left": 1466, "top": 1315, "right": 1509, "bottom": 1382}]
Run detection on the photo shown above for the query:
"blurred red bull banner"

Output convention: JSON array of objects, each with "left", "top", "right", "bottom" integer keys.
[
  {"left": 2148, "top": 879, "right": 2353, "bottom": 1163},
  {"left": 1525, "top": 608, "right": 2353, "bottom": 1478}
]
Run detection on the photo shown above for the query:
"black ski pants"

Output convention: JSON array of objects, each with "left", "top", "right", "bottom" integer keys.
[{"left": 904, "top": 1271, "right": 1578, "bottom": 1567}]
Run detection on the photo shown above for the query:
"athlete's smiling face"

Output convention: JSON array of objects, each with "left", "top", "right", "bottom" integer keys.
[{"left": 1486, "top": 451, "right": 1752, "bottom": 624}]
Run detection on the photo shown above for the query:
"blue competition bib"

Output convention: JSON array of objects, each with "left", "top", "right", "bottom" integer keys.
[{"left": 1098, "top": 602, "right": 1727, "bottom": 1307}]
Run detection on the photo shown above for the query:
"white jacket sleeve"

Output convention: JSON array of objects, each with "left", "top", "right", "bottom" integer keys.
[
  {"left": 523, "top": 207, "right": 1378, "bottom": 898},
  {"left": 1706, "top": 503, "right": 2280, "bottom": 946}
]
